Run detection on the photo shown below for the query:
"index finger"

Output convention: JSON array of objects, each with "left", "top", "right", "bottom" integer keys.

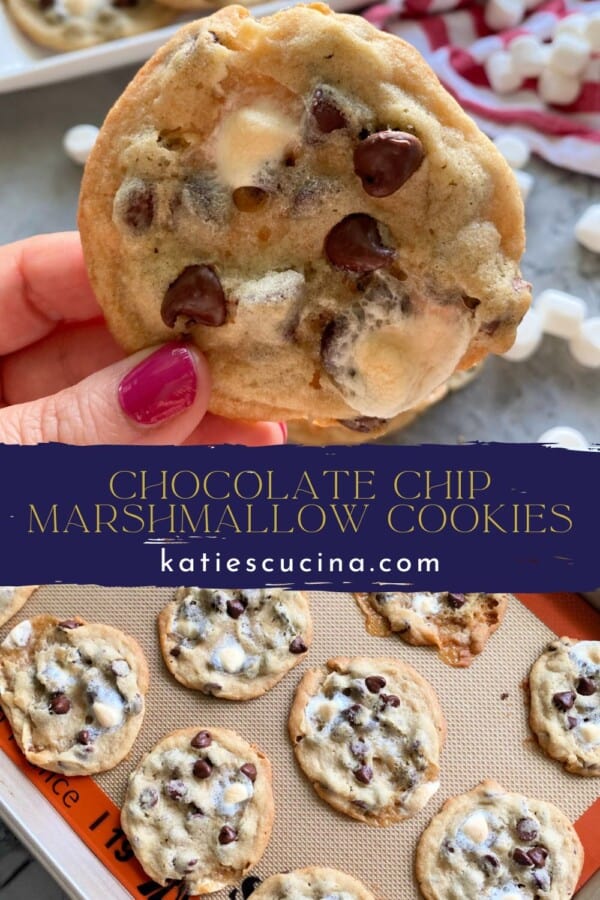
[{"left": 0, "top": 231, "right": 103, "bottom": 355}]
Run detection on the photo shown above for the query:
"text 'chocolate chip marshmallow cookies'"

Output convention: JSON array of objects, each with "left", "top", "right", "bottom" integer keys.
[{"left": 79, "top": 3, "right": 530, "bottom": 425}]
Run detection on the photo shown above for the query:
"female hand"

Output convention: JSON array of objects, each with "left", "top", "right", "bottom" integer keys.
[{"left": 0, "top": 232, "right": 286, "bottom": 446}]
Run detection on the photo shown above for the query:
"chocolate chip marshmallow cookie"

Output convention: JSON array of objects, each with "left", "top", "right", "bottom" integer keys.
[
  {"left": 159, "top": 587, "right": 312, "bottom": 699},
  {"left": 79, "top": 4, "right": 530, "bottom": 424},
  {"left": 5, "top": 0, "right": 176, "bottom": 53},
  {"left": 121, "top": 726, "right": 274, "bottom": 895},
  {"left": 251, "top": 866, "right": 376, "bottom": 899},
  {"left": 529, "top": 638, "right": 600, "bottom": 776},
  {"left": 289, "top": 656, "right": 445, "bottom": 825},
  {"left": 355, "top": 592, "right": 510, "bottom": 667},
  {"left": 415, "top": 780, "right": 584, "bottom": 899},
  {"left": 0, "top": 586, "right": 39, "bottom": 628},
  {"left": 0, "top": 615, "right": 148, "bottom": 775}
]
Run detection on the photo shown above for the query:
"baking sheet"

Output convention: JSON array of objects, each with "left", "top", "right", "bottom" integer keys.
[
  {"left": 1, "top": 588, "right": 599, "bottom": 899},
  {"left": 0, "top": 0, "right": 363, "bottom": 93}
]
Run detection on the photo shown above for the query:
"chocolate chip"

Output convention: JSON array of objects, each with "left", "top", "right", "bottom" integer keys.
[
  {"left": 353, "top": 130, "right": 424, "bottom": 197},
  {"left": 49, "top": 693, "right": 71, "bottom": 715},
  {"left": 338, "top": 416, "right": 389, "bottom": 433},
  {"left": 516, "top": 818, "right": 539, "bottom": 842},
  {"left": 166, "top": 780, "right": 187, "bottom": 801},
  {"left": 202, "top": 682, "right": 222, "bottom": 695},
  {"left": 311, "top": 88, "right": 347, "bottom": 133},
  {"left": 513, "top": 848, "right": 534, "bottom": 867},
  {"left": 111, "top": 659, "right": 130, "bottom": 678},
  {"left": 365, "top": 676, "right": 386, "bottom": 694},
  {"left": 567, "top": 715, "right": 578, "bottom": 730},
  {"left": 576, "top": 677, "right": 596, "bottom": 695},
  {"left": 129, "top": 693, "right": 142, "bottom": 715},
  {"left": 193, "top": 759, "right": 213, "bottom": 779},
  {"left": 188, "top": 804, "right": 204, "bottom": 818},
  {"left": 528, "top": 846, "right": 548, "bottom": 868},
  {"left": 342, "top": 704, "right": 363, "bottom": 726},
  {"left": 324, "top": 214, "right": 395, "bottom": 273},
  {"left": 58, "top": 619, "right": 81, "bottom": 630},
  {"left": 481, "top": 854, "right": 499, "bottom": 873},
  {"left": 354, "top": 764, "right": 373, "bottom": 784},
  {"left": 381, "top": 694, "right": 400, "bottom": 708},
  {"left": 112, "top": 0, "right": 138, "bottom": 8},
  {"left": 226, "top": 598, "right": 245, "bottom": 620},
  {"left": 76, "top": 729, "right": 92, "bottom": 745},
  {"left": 170, "top": 647, "right": 181, "bottom": 658},
  {"left": 139, "top": 787, "right": 158, "bottom": 809},
  {"left": 289, "top": 636, "right": 308, "bottom": 654},
  {"left": 462, "top": 295, "right": 481, "bottom": 311},
  {"left": 38, "top": 0, "right": 54, "bottom": 8},
  {"left": 161, "top": 265, "right": 226, "bottom": 329},
  {"left": 240, "top": 763, "right": 257, "bottom": 782},
  {"left": 122, "top": 182, "right": 154, "bottom": 231},
  {"left": 190, "top": 730, "right": 212, "bottom": 749},
  {"left": 552, "top": 691, "right": 576, "bottom": 711},
  {"left": 446, "top": 592, "right": 466, "bottom": 609},
  {"left": 232, "top": 187, "right": 268, "bottom": 212},
  {"left": 218, "top": 825, "right": 238, "bottom": 845}
]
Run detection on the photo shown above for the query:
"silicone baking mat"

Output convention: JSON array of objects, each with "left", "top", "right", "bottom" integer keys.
[{"left": 0, "top": 589, "right": 599, "bottom": 899}]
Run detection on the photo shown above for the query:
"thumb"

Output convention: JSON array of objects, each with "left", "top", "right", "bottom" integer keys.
[{"left": 0, "top": 342, "right": 211, "bottom": 445}]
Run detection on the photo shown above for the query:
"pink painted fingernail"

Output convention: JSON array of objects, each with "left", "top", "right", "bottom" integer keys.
[
  {"left": 118, "top": 343, "right": 197, "bottom": 425},
  {"left": 279, "top": 422, "right": 288, "bottom": 442}
]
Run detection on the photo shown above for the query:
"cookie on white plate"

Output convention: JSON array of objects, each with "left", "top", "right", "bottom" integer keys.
[
  {"left": 0, "top": 586, "right": 39, "bottom": 628},
  {"left": 159, "top": 587, "right": 312, "bottom": 699},
  {"left": 121, "top": 726, "right": 274, "bottom": 895},
  {"left": 289, "top": 656, "right": 445, "bottom": 826},
  {"left": 415, "top": 780, "right": 584, "bottom": 899},
  {"left": 0, "top": 615, "right": 148, "bottom": 775},
  {"left": 529, "top": 637, "right": 600, "bottom": 776},
  {"left": 355, "top": 591, "right": 510, "bottom": 667}
]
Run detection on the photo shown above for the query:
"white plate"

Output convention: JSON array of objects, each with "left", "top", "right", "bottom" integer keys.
[{"left": 0, "top": 0, "right": 363, "bottom": 94}]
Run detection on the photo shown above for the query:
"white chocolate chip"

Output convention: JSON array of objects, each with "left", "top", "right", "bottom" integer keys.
[
  {"left": 223, "top": 782, "right": 249, "bottom": 805},
  {"left": 462, "top": 811, "right": 490, "bottom": 843},
  {"left": 215, "top": 103, "right": 299, "bottom": 189},
  {"left": 219, "top": 643, "right": 246, "bottom": 673},
  {"left": 93, "top": 701, "right": 123, "bottom": 728},
  {"left": 579, "top": 723, "right": 600, "bottom": 745},
  {"left": 3, "top": 620, "right": 32, "bottom": 649}
]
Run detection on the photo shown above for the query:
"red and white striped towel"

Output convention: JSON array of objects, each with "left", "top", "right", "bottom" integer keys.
[{"left": 364, "top": 0, "right": 600, "bottom": 176}]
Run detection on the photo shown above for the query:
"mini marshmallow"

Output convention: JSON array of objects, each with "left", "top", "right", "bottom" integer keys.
[
  {"left": 502, "top": 308, "right": 543, "bottom": 361},
  {"left": 485, "top": 51, "right": 523, "bottom": 95},
  {"left": 485, "top": 0, "right": 525, "bottom": 32},
  {"left": 554, "top": 13, "right": 588, "bottom": 38},
  {"left": 493, "top": 133, "right": 530, "bottom": 169},
  {"left": 569, "top": 318, "right": 600, "bottom": 368},
  {"left": 535, "top": 289, "right": 587, "bottom": 339},
  {"left": 509, "top": 34, "right": 549, "bottom": 79},
  {"left": 586, "top": 12, "right": 600, "bottom": 53},
  {"left": 63, "top": 124, "right": 99, "bottom": 165},
  {"left": 574, "top": 204, "right": 600, "bottom": 254},
  {"left": 539, "top": 67, "right": 581, "bottom": 106},
  {"left": 470, "top": 35, "right": 502, "bottom": 64},
  {"left": 537, "top": 426, "right": 589, "bottom": 451},
  {"left": 515, "top": 169, "right": 535, "bottom": 203},
  {"left": 548, "top": 32, "right": 591, "bottom": 78}
]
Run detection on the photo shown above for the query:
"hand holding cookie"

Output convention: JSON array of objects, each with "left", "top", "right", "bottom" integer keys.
[{"left": 0, "top": 232, "right": 285, "bottom": 446}]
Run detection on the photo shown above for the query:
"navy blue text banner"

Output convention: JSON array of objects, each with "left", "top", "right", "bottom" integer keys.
[{"left": 0, "top": 443, "right": 597, "bottom": 590}]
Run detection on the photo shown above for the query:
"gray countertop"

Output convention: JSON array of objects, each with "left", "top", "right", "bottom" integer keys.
[{"left": 0, "top": 59, "right": 599, "bottom": 897}]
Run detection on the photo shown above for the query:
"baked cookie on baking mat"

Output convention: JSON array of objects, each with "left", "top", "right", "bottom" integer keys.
[
  {"left": 79, "top": 4, "right": 529, "bottom": 423},
  {"left": 355, "top": 591, "right": 510, "bottom": 667},
  {"left": 159, "top": 587, "right": 312, "bottom": 699},
  {"left": 529, "top": 637, "right": 600, "bottom": 776},
  {"left": 0, "top": 614, "right": 148, "bottom": 775},
  {"left": 251, "top": 866, "right": 376, "bottom": 899},
  {"left": 0, "top": 586, "right": 39, "bottom": 628},
  {"left": 121, "top": 726, "right": 274, "bottom": 895},
  {"left": 289, "top": 656, "right": 445, "bottom": 825},
  {"left": 415, "top": 779, "right": 584, "bottom": 899}
]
